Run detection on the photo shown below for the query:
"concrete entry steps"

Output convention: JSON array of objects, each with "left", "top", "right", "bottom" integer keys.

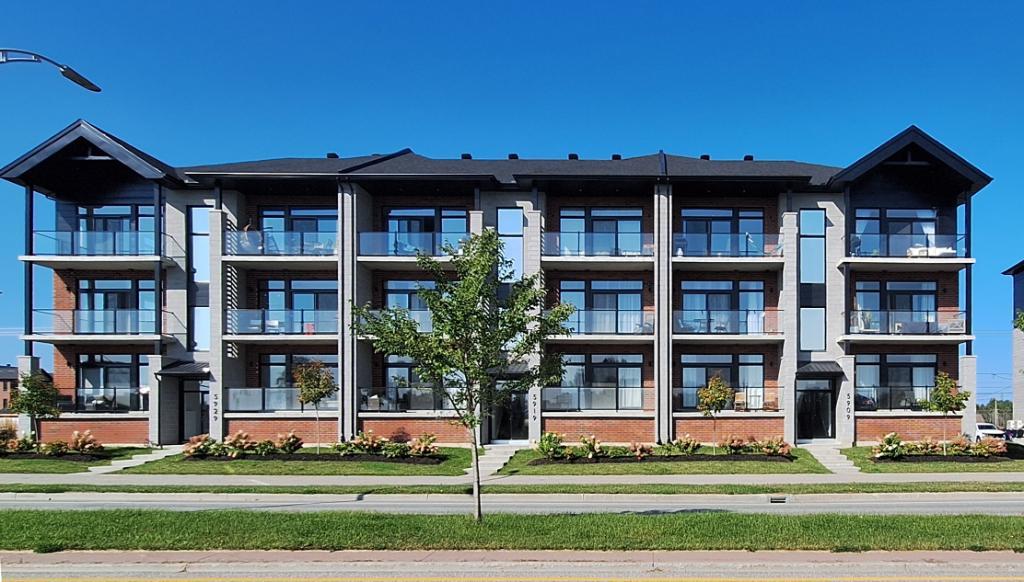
[
  {"left": 87, "top": 445, "right": 184, "bottom": 474},
  {"left": 471, "top": 444, "right": 525, "bottom": 476},
  {"left": 799, "top": 441, "right": 860, "bottom": 474}
]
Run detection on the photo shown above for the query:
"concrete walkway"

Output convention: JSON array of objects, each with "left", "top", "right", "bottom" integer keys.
[
  {"left": 798, "top": 442, "right": 860, "bottom": 475},
  {"left": 87, "top": 445, "right": 184, "bottom": 474},
  {"left": 472, "top": 444, "right": 523, "bottom": 476}
]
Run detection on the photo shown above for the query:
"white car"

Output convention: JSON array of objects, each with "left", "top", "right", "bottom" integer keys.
[{"left": 976, "top": 423, "right": 1005, "bottom": 442}]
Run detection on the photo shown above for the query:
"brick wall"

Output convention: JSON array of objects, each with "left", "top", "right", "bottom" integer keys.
[
  {"left": 38, "top": 418, "right": 149, "bottom": 444},
  {"left": 542, "top": 417, "right": 655, "bottom": 443},
  {"left": 225, "top": 418, "right": 339, "bottom": 443},
  {"left": 358, "top": 417, "right": 468, "bottom": 443},
  {"left": 544, "top": 193, "right": 655, "bottom": 233},
  {"left": 855, "top": 415, "right": 962, "bottom": 442},
  {"left": 673, "top": 416, "right": 784, "bottom": 442}
]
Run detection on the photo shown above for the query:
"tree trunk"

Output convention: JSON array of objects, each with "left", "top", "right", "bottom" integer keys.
[
  {"left": 32, "top": 416, "right": 39, "bottom": 450},
  {"left": 712, "top": 416, "right": 718, "bottom": 455},
  {"left": 469, "top": 424, "right": 482, "bottom": 522},
  {"left": 314, "top": 405, "right": 321, "bottom": 454},
  {"left": 942, "top": 412, "right": 947, "bottom": 456}
]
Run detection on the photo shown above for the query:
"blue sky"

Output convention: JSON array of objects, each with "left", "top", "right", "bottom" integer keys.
[{"left": 0, "top": 2, "right": 1020, "bottom": 400}]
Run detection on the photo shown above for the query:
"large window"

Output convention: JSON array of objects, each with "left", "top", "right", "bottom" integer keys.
[
  {"left": 74, "top": 204, "right": 155, "bottom": 255},
  {"left": 851, "top": 208, "right": 940, "bottom": 257},
  {"left": 224, "top": 354, "right": 339, "bottom": 412},
  {"left": 851, "top": 281, "right": 938, "bottom": 334},
  {"left": 678, "top": 208, "right": 764, "bottom": 257},
  {"left": 188, "top": 206, "right": 211, "bottom": 351},
  {"left": 543, "top": 353, "right": 644, "bottom": 411},
  {"left": 676, "top": 354, "right": 764, "bottom": 411},
  {"left": 559, "top": 280, "right": 648, "bottom": 334},
  {"left": 76, "top": 279, "right": 156, "bottom": 334},
  {"left": 498, "top": 208, "right": 524, "bottom": 281},
  {"left": 558, "top": 207, "right": 644, "bottom": 256},
  {"left": 799, "top": 209, "right": 826, "bottom": 351},
  {"left": 258, "top": 207, "right": 337, "bottom": 255},
  {"left": 855, "top": 354, "right": 937, "bottom": 411},
  {"left": 385, "top": 207, "right": 468, "bottom": 254},
  {"left": 385, "top": 280, "right": 434, "bottom": 330},
  {"left": 75, "top": 354, "right": 149, "bottom": 412},
  {"left": 358, "top": 355, "right": 457, "bottom": 412},
  {"left": 677, "top": 280, "right": 765, "bottom": 334}
]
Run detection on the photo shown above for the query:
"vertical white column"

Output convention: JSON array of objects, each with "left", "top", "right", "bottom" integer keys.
[
  {"left": 654, "top": 183, "right": 673, "bottom": 443},
  {"left": 524, "top": 207, "right": 543, "bottom": 443},
  {"left": 959, "top": 355, "right": 977, "bottom": 437},
  {"left": 340, "top": 183, "right": 357, "bottom": 441},
  {"left": 837, "top": 354, "right": 855, "bottom": 445},
  {"left": 779, "top": 210, "right": 799, "bottom": 443},
  {"left": 207, "top": 209, "right": 226, "bottom": 440},
  {"left": 146, "top": 355, "right": 165, "bottom": 445}
]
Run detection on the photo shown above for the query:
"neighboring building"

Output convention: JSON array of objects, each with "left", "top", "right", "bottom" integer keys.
[
  {"left": 0, "top": 120, "right": 990, "bottom": 445},
  {"left": 0, "top": 365, "right": 52, "bottom": 415},
  {"left": 1003, "top": 260, "right": 1024, "bottom": 420}
]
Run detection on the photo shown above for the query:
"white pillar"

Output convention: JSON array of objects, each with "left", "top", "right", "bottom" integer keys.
[
  {"left": 654, "top": 184, "right": 673, "bottom": 443},
  {"left": 208, "top": 209, "right": 226, "bottom": 440},
  {"left": 960, "top": 355, "right": 978, "bottom": 436},
  {"left": 837, "top": 355, "right": 855, "bottom": 445},
  {"left": 779, "top": 211, "right": 799, "bottom": 443},
  {"left": 146, "top": 355, "right": 166, "bottom": 445},
  {"left": 340, "top": 183, "right": 358, "bottom": 441}
]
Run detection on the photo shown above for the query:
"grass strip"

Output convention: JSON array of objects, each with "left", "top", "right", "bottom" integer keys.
[
  {"left": 843, "top": 447, "right": 1024, "bottom": 473},
  {"left": 3, "top": 510, "right": 1024, "bottom": 552},
  {"left": 120, "top": 447, "right": 472, "bottom": 476},
  {"left": 3, "top": 481, "right": 1024, "bottom": 495},
  {"left": 499, "top": 447, "right": 830, "bottom": 475},
  {"left": 0, "top": 447, "right": 152, "bottom": 474}
]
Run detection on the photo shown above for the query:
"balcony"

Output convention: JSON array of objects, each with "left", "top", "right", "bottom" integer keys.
[
  {"left": 58, "top": 387, "right": 150, "bottom": 413},
  {"left": 842, "top": 233, "right": 971, "bottom": 271},
  {"left": 843, "top": 310, "right": 970, "bottom": 343},
  {"left": 358, "top": 386, "right": 451, "bottom": 412},
  {"left": 672, "top": 310, "right": 783, "bottom": 343},
  {"left": 224, "top": 309, "right": 338, "bottom": 343},
  {"left": 549, "top": 310, "right": 655, "bottom": 343},
  {"left": 225, "top": 387, "right": 339, "bottom": 413},
  {"left": 671, "top": 233, "right": 784, "bottom": 271},
  {"left": 854, "top": 386, "right": 932, "bottom": 412},
  {"left": 673, "top": 386, "right": 774, "bottom": 412},
  {"left": 541, "top": 386, "right": 646, "bottom": 412},
  {"left": 26, "top": 309, "right": 182, "bottom": 344},
  {"left": 223, "top": 231, "right": 338, "bottom": 268},
  {"left": 357, "top": 232, "right": 469, "bottom": 269},
  {"left": 361, "top": 310, "right": 432, "bottom": 334},
  {"left": 541, "top": 232, "right": 654, "bottom": 270},
  {"left": 22, "top": 231, "right": 184, "bottom": 270}
]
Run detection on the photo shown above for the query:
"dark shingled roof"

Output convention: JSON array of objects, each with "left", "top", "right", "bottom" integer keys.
[
  {"left": 796, "top": 361, "right": 846, "bottom": 376},
  {"left": 157, "top": 360, "right": 211, "bottom": 379},
  {"left": 182, "top": 156, "right": 385, "bottom": 175}
]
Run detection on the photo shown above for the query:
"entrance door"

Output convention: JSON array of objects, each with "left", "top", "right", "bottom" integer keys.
[
  {"left": 796, "top": 379, "right": 834, "bottom": 439},
  {"left": 491, "top": 391, "right": 528, "bottom": 442},
  {"left": 180, "top": 381, "right": 210, "bottom": 442}
]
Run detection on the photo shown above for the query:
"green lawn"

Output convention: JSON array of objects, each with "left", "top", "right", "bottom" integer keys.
[
  {"left": 843, "top": 446, "right": 1024, "bottom": 473},
  {"left": 3, "top": 510, "right": 1024, "bottom": 552},
  {"left": 0, "top": 447, "right": 152, "bottom": 474},
  {"left": 498, "top": 448, "right": 829, "bottom": 475},
  {"left": 121, "top": 447, "right": 472, "bottom": 476},
  {"left": 3, "top": 481, "right": 1024, "bottom": 496}
]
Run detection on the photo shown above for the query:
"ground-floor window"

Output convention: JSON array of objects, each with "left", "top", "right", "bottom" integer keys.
[
  {"left": 676, "top": 354, "right": 764, "bottom": 411},
  {"left": 359, "top": 355, "right": 458, "bottom": 412},
  {"left": 75, "top": 354, "right": 149, "bottom": 412},
  {"left": 543, "top": 353, "right": 644, "bottom": 411},
  {"left": 226, "top": 354, "right": 338, "bottom": 412},
  {"left": 855, "top": 354, "right": 936, "bottom": 410}
]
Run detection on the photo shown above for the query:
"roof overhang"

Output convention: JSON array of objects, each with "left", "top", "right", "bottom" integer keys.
[
  {"left": 796, "top": 361, "right": 845, "bottom": 377},
  {"left": 156, "top": 360, "right": 211, "bottom": 380}
]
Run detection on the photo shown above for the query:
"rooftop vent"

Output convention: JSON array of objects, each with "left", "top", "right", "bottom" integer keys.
[
  {"left": 326, "top": 152, "right": 339, "bottom": 159},
  {"left": 461, "top": 153, "right": 472, "bottom": 160},
  {"left": 568, "top": 153, "right": 579, "bottom": 160},
  {"left": 700, "top": 154, "right": 711, "bottom": 160},
  {"left": 508, "top": 153, "right": 519, "bottom": 160},
  {"left": 743, "top": 154, "right": 754, "bottom": 161},
  {"left": 611, "top": 154, "right": 622, "bottom": 160}
]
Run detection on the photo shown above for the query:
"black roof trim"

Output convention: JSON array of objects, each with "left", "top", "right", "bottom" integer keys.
[
  {"left": 1003, "top": 259, "right": 1024, "bottom": 276},
  {"left": 156, "top": 360, "right": 211, "bottom": 379},
  {"left": 0, "top": 119, "right": 181, "bottom": 184},
  {"left": 830, "top": 125, "right": 992, "bottom": 193},
  {"left": 796, "top": 361, "right": 845, "bottom": 376},
  {"left": 338, "top": 148, "right": 413, "bottom": 174}
]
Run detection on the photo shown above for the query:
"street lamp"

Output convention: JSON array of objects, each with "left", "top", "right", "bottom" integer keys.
[{"left": 0, "top": 48, "right": 101, "bottom": 92}]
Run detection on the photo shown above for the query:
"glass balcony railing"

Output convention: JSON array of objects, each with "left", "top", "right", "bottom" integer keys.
[
  {"left": 225, "top": 387, "right": 338, "bottom": 412},
  {"left": 358, "top": 386, "right": 452, "bottom": 412},
  {"left": 542, "top": 232, "right": 654, "bottom": 257},
  {"left": 30, "top": 231, "right": 184, "bottom": 258},
  {"left": 672, "top": 233, "right": 782, "bottom": 258},
  {"left": 541, "top": 386, "right": 645, "bottom": 411},
  {"left": 224, "top": 231, "right": 337, "bottom": 256},
  {"left": 848, "top": 233, "right": 966, "bottom": 258},
  {"left": 855, "top": 386, "right": 932, "bottom": 411},
  {"left": 673, "top": 310, "right": 781, "bottom": 335},
  {"left": 358, "top": 232, "right": 469, "bottom": 256},
  {"left": 225, "top": 309, "right": 339, "bottom": 335},
  {"left": 672, "top": 387, "right": 768, "bottom": 412},
  {"left": 848, "top": 310, "right": 967, "bottom": 335},
  {"left": 32, "top": 309, "right": 165, "bottom": 335},
  {"left": 63, "top": 387, "right": 149, "bottom": 413},
  {"left": 561, "top": 310, "right": 654, "bottom": 335},
  {"left": 363, "top": 310, "right": 432, "bottom": 332}
]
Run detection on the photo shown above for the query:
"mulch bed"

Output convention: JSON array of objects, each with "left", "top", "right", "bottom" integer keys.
[
  {"left": 0, "top": 452, "right": 110, "bottom": 462},
  {"left": 184, "top": 453, "right": 446, "bottom": 464},
  {"left": 528, "top": 454, "right": 794, "bottom": 466},
  {"left": 874, "top": 454, "right": 1011, "bottom": 464}
]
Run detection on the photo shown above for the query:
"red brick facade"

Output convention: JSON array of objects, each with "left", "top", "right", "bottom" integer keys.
[
  {"left": 855, "top": 415, "right": 962, "bottom": 443},
  {"left": 358, "top": 417, "right": 469, "bottom": 442},
  {"left": 673, "top": 415, "right": 784, "bottom": 442},
  {"left": 225, "top": 418, "right": 340, "bottom": 443},
  {"left": 542, "top": 417, "right": 654, "bottom": 443},
  {"left": 38, "top": 417, "right": 149, "bottom": 444}
]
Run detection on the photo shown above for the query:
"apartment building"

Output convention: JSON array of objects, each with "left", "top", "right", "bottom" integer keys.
[
  {"left": 1004, "top": 260, "right": 1024, "bottom": 420},
  {"left": 1, "top": 120, "right": 989, "bottom": 445}
]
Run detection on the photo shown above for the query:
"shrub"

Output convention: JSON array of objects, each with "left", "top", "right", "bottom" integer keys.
[
  {"left": 906, "top": 437, "right": 941, "bottom": 455},
  {"left": 42, "top": 440, "right": 69, "bottom": 457},
  {"left": 719, "top": 435, "right": 746, "bottom": 454},
  {"left": 333, "top": 441, "right": 360, "bottom": 456},
  {"left": 183, "top": 434, "right": 218, "bottom": 457},
  {"left": 408, "top": 434, "right": 439, "bottom": 457},
  {"left": 352, "top": 430, "right": 385, "bottom": 454},
  {"left": 578, "top": 435, "right": 605, "bottom": 459},
  {"left": 0, "top": 419, "right": 18, "bottom": 442},
  {"left": 628, "top": 442, "right": 652, "bottom": 460},
  {"left": 275, "top": 431, "right": 304, "bottom": 454},
  {"left": 381, "top": 440, "right": 410, "bottom": 458},
  {"left": 973, "top": 437, "right": 1008, "bottom": 457},
  {"left": 658, "top": 435, "right": 702, "bottom": 456},
  {"left": 947, "top": 435, "right": 973, "bottom": 456},
  {"left": 536, "top": 432, "right": 566, "bottom": 460},
  {"left": 872, "top": 432, "right": 907, "bottom": 460},
  {"left": 223, "top": 430, "right": 257, "bottom": 459},
  {"left": 13, "top": 436, "right": 36, "bottom": 453},
  {"left": 253, "top": 440, "right": 278, "bottom": 456},
  {"left": 755, "top": 436, "right": 792, "bottom": 457},
  {"left": 68, "top": 430, "right": 103, "bottom": 454}
]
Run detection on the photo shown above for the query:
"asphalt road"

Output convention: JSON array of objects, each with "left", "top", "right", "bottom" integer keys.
[
  {"left": 2, "top": 491, "right": 1024, "bottom": 514},
  {"left": 3, "top": 550, "right": 1024, "bottom": 581}
]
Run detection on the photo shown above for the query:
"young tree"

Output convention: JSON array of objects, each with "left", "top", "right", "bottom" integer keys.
[
  {"left": 924, "top": 371, "right": 970, "bottom": 455},
  {"left": 697, "top": 375, "right": 733, "bottom": 455},
  {"left": 1015, "top": 310, "right": 1024, "bottom": 332},
  {"left": 293, "top": 360, "right": 338, "bottom": 454},
  {"left": 10, "top": 372, "right": 60, "bottom": 449},
  {"left": 352, "top": 229, "right": 572, "bottom": 521}
]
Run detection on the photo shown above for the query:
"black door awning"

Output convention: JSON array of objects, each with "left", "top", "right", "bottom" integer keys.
[
  {"left": 796, "top": 361, "right": 844, "bottom": 377},
  {"left": 156, "top": 360, "right": 211, "bottom": 380}
]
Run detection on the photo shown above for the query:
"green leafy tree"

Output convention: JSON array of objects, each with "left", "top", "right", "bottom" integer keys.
[
  {"left": 924, "top": 371, "right": 970, "bottom": 455},
  {"left": 697, "top": 375, "right": 733, "bottom": 455},
  {"left": 352, "top": 229, "right": 573, "bottom": 521},
  {"left": 1014, "top": 309, "right": 1024, "bottom": 332},
  {"left": 293, "top": 360, "right": 338, "bottom": 454},
  {"left": 10, "top": 372, "right": 60, "bottom": 449}
]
